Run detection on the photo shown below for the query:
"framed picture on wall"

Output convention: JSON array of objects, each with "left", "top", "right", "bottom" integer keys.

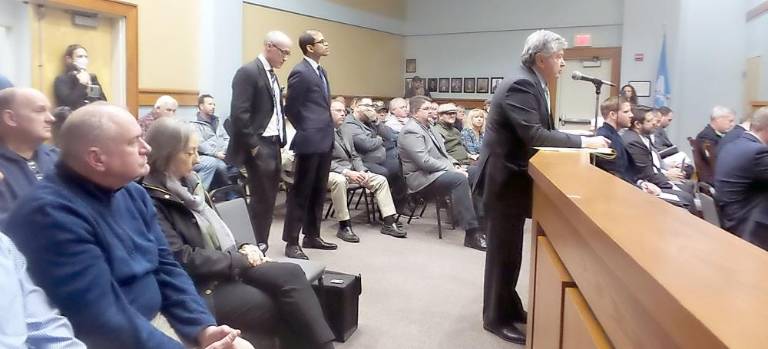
[
  {"left": 451, "top": 78, "right": 462, "bottom": 93},
  {"left": 438, "top": 78, "right": 450, "bottom": 93},
  {"left": 490, "top": 77, "right": 504, "bottom": 94},
  {"left": 628, "top": 80, "right": 651, "bottom": 97},
  {"left": 476, "top": 78, "right": 489, "bottom": 93},
  {"left": 405, "top": 78, "right": 413, "bottom": 92},
  {"left": 406, "top": 59, "right": 417, "bottom": 73},
  {"left": 464, "top": 78, "right": 476, "bottom": 93},
  {"left": 427, "top": 78, "right": 438, "bottom": 92}
]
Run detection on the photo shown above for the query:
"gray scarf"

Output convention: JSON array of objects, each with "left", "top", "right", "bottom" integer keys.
[{"left": 157, "top": 173, "right": 237, "bottom": 252}]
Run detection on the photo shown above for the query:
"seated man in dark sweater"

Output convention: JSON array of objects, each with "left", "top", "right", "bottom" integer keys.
[
  {"left": 696, "top": 105, "right": 736, "bottom": 149},
  {"left": 0, "top": 87, "right": 59, "bottom": 227},
  {"left": 4, "top": 102, "right": 249, "bottom": 349}
]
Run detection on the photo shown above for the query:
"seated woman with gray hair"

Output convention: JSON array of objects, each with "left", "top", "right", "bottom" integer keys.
[{"left": 141, "top": 117, "right": 335, "bottom": 349}]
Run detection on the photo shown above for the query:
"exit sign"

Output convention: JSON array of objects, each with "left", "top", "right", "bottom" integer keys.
[{"left": 574, "top": 34, "right": 592, "bottom": 47}]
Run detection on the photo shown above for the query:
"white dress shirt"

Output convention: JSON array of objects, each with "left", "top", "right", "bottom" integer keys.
[{"left": 257, "top": 54, "right": 283, "bottom": 139}]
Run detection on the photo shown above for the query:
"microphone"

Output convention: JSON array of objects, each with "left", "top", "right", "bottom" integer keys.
[{"left": 571, "top": 71, "right": 615, "bottom": 86}]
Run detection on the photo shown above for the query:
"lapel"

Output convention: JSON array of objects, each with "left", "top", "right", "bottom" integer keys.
[
  {"left": 255, "top": 59, "right": 276, "bottom": 111},
  {"left": 425, "top": 124, "right": 448, "bottom": 157},
  {"left": 334, "top": 130, "right": 352, "bottom": 158},
  {"left": 524, "top": 66, "right": 554, "bottom": 130}
]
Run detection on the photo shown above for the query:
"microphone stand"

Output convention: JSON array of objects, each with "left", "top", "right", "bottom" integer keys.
[{"left": 591, "top": 81, "right": 606, "bottom": 136}]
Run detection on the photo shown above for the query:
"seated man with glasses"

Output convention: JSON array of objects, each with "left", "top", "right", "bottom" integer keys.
[
  {"left": 433, "top": 103, "right": 472, "bottom": 165},
  {"left": 0, "top": 87, "right": 58, "bottom": 227},
  {"left": 397, "top": 96, "right": 487, "bottom": 251}
]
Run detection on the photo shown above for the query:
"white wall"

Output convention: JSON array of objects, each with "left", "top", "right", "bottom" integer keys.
[
  {"left": 0, "top": 0, "right": 31, "bottom": 87},
  {"left": 403, "top": 0, "right": 623, "bottom": 100},
  {"left": 243, "top": 0, "right": 404, "bottom": 34},
  {"left": 198, "top": 0, "right": 242, "bottom": 118}
]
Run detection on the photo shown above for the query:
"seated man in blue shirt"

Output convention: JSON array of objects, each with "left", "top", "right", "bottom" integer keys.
[
  {"left": 5, "top": 102, "right": 250, "bottom": 349},
  {"left": 0, "top": 231, "right": 86, "bottom": 349},
  {"left": 0, "top": 87, "right": 59, "bottom": 227}
]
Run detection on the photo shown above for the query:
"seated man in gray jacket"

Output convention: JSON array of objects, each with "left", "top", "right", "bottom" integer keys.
[
  {"left": 329, "top": 101, "right": 407, "bottom": 242},
  {"left": 397, "top": 96, "right": 486, "bottom": 251},
  {"left": 190, "top": 94, "right": 235, "bottom": 189}
]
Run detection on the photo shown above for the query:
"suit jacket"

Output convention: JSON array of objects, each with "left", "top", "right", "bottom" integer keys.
[
  {"left": 595, "top": 123, "right": 637, "bottom": 183},
  {"left": 53, "top": 71, "right": 107, "bottom": 110},
  {"left": 341, "top": 114, "right": 386, "bottom": 164},
  {"left": 330, "top": 128, "right": 367, "bottom": 174},
  {"left": 696, "top": 124, "right": 722, "bottom": 149},
  {"left": 715, "top": 132, "right": 768, "bottom": 249},
  {"left": 285, "top": 59, "right": 333, "bottom": 154},
  {"left": 652, "top": 127, "right": 674, "bottom": 150},
  {"left": 472, "top": 65, "right": 580, "bottom": 215},
  {"left": 622, "top": 129, "right": 672, "bottom": 188},
  {"left": 718, "top": 124, "right": 746, "bottom": 155},
  {"left": 398, "top": 118, "right": 459, "bottom": 193},
  {"left": 228, "top": 58, "right": 282, "bottom": 166}
]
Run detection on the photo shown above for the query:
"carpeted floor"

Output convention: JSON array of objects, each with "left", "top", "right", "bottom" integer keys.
[{"left": 265, "top": 193, "right": 531, "bottom": 349}]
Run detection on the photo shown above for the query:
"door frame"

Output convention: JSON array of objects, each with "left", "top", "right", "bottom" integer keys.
[
  {"left": 45, "top": 0, "right": 138, "bottom": 116},
  {"left": 550, "top": 47, "right": 621, "bottom": 120}
]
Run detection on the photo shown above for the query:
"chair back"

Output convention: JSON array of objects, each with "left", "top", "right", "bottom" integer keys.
[
  {"left": 688, "top": 137, "right": 715, "bottom": 184},
  {"left": 215, "top": 198, "right": 257, "bottom": 245}
]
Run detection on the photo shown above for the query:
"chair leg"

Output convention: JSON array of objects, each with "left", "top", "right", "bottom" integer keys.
[
  {"left": 435, "top": 201, "right": 443, "bottom": 239},
  {"left": 447, "top": 197, "right": 456, "bottom": 230},
  {"left": 324, "top": 201, "right": 334, "bottom": 220},
  {"left": 347, "top": 190, "right": 356, "bottom": 206},
  {"left": 407, "top": 200, "right": 418, "bottom": 224},
  {"left": 354, "top": 189, "right": 365, "bottom": 209}
]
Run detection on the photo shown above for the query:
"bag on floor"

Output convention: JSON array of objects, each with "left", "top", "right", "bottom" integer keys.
[{"left": 313, "top": 270, "right": 362, "bottom": 342}]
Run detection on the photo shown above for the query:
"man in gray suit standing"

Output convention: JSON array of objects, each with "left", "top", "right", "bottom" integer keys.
[
  {"left": 397, "top": 96, "right": 486, "bottom": 251},
  {"left": 327, "top": 101, "right": 406, "bottom": 243}
]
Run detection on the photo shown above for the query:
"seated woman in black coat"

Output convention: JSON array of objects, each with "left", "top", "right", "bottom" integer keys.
[
  {"left": 53, "top": 44, "right": 107, "bottom": 109},
  {"left": 142, "top": 117, "right": 335, "bottom": 349}
]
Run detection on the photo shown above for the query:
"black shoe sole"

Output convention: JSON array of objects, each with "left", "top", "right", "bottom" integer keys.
[{"left": 483, "top": 325, "right": 526, "bottom": 344}]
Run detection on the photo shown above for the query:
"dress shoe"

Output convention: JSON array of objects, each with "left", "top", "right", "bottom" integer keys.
[
  {"left": 256, "top": 242, "right": 269, "bottom": 253},
  {"left": 301, "top": 236, "right": 338, "bottom": 250},
  {"left": 464, "top": 232, "right": 487, "bottom": 251},
  {"left": 380, "top": 222, "right": 407, "bottom": 238},
  {"left": 336, "top": 226, "right": 360, "bottom": 243},
  {"left": 284, "top": 244, "right": 309, "bottom": 260},
  {"left": 484, "top": 324, "right": 526, "bottom": 344}
]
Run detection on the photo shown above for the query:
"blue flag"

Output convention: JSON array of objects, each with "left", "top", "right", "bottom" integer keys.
[{"left": 653, "top": 35, "right": 670, "bottom": 107}]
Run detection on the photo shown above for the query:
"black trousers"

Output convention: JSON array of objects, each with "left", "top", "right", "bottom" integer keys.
[
  {"left": 283, "top": 151, "right": 332, "bottom": 244},
  {"left": 243, "top": 137, "right": 282, "bottom": 244},
  {"left": 417, "top": 171, "right": 479, "bottom": 232},
  {"left": 211, "top": 262, "right": 334, "bottom": 348}
]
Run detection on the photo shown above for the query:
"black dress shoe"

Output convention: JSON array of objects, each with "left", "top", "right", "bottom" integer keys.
[
  {"left": 302, "top": 236, "right": 338, "bottom": 250},
  {"left": 464, "top": 232, "right": 487, "bottom": 251},
  {"left": 380, "top": 222, "right": 407, "bottom": 238},
  {"left": 484, "top": 324, "right": 526, "bottom": 344},
  {"left": 284, "top": 244, "right": 309, "bottom": 260},
  {"left": 336, "top": 226, "right": 360, "bottom": 243}
]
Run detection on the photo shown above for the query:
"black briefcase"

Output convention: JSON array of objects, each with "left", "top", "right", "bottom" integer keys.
[{"left": 313, "top": 270, "right": 362, "bottom": 342}]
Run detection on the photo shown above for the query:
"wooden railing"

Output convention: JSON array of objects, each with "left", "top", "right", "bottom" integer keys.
[{"left": 526, "top": 151, "right": 768, "bottom": 348}]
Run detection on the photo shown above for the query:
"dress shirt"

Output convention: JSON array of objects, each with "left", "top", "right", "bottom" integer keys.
[{"left": 257, "top": 54, "right": 283, "bottom": 139}]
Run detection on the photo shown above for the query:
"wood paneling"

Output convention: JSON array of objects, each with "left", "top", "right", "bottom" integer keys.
[
  {"left": 561, "top": 288, "right": 612, "bottom": 349},
  {"left": 530, "top": 236, "right": 575, "bottom": 349},
  {"left": 138, "top": 88, "right": 200, "bottom": 107},
  {"left": 528, "top": 151, "right": 768, "bottom": 348}
]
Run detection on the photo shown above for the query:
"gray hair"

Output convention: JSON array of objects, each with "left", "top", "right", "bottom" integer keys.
[
  {"left": 521, "top": 30, "right": 568, "bottom": 68},
  {"left": 389, "top": 97, "right": 406, "bottom": 110},
  {"left": 711, "top": 105, "right": 735, "bottom": 120},
  {"left": 750, "top": 107, "right": 768, "bottom": 132},
  {"left": 264, "top": 30, "right": 291, "bottom": 46},
  {"left": 153, "top": 95, "right": 178, "bottom": 109},
  {"left": 145, "top": 117, "right": 195, "bottom": 175}
]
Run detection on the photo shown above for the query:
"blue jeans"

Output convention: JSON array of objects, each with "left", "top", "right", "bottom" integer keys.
[{"left": 194, "top": 155, "right": 229, "bottom": 189}]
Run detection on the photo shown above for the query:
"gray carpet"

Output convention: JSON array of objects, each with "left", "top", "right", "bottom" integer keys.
[{"left": 266, "top": 193, "right": 530, "bottom": 349}]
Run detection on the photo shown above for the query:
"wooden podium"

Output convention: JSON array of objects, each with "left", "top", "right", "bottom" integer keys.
[{"left": 525, "top": 151, "right": 768, "bottom": 348}]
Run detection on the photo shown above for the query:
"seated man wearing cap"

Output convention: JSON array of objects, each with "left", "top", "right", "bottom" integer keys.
[{"left": 434, "top": 103, "right": 473, "bottom": 165}]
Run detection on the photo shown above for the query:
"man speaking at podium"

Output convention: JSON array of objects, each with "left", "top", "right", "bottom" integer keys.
[{"left": 473, "top": 30, "right": 609, "bottom": 344}]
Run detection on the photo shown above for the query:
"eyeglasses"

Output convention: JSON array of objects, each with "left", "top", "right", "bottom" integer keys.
[
  {"left": 269, "top": 43, "right": 291, "bottom": 56},
  {"left": 313, "top": 39, "right": 328, "bottom": 46}
]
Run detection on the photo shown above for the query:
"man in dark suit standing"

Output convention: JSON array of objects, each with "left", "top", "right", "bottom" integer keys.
[
  {"left": 228, "top": 31, "right": 292, "bottom": 250},
  {"left": 716, "top": 107, "right": 768, "bottom": 250},
  {"left": 473, "top": 30, "right": 609, "bottom": 344},
  {"left": 282, "top": 30, "right": 337, "bottom": 260}
]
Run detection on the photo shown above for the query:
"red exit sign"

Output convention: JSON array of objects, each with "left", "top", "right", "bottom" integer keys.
[{"left": 574, "top": 34, "right": 592, "bottom": 47}]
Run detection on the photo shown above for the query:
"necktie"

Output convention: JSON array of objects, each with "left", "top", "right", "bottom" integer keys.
[
  {"left": 318, "top": 66, "right": 329, "bottom": 97},
  {"left": 268, "top": 69, "right": 285, "bottom": 143},
  {"left": 542, "top": 83, "right": 553, "bottom": 127}
]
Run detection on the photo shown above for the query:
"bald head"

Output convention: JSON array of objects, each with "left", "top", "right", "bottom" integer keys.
[
  {"left": 153, "top": 95, "right": 178, "bottom": 118},
  {"left": 59, "top": 102, "right": 150, "bottom": 188},
  {"left": 263, "top": 30, "right": 292, "bottom": 69},
  {"left": 0, "top": 87, "right": 54, "bottom": 146}
]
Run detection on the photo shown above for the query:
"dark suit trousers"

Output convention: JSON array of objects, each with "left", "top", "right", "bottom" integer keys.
[
  {"left": 283, "top": 151, "right": 332, "bottom": 244},
  {"left": 418, "top": 171, "right": 479, "bottom": 232},
  {"left": 212, "top": 262, "right": 334, "bottom": 348},
  {"left": 244, "top": 137, "right": 281, "bottom": 244},
  {"left": 482, "top": 170, "right": 529, "bottom": 326}
]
